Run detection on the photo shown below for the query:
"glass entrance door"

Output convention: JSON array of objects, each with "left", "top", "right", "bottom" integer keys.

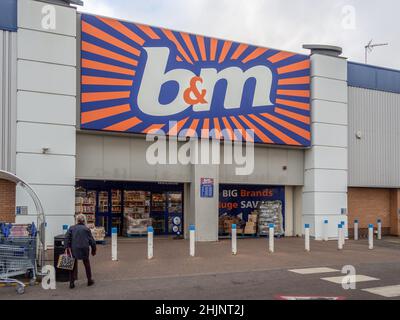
[
  {"left": 111, "top": 189, "right": 123, "bottom": 235},
  {"left": 96, "top": 190, "right": 110, "bottom": 235},
  {"left": 149, "top": 191, "right": 183, "bottom": 235},
  {"left": 95, "top": 189, "right": 123, "bottom": 236},
  {"left": 167, "top": 192, "right": 183, "bottom": 235}
]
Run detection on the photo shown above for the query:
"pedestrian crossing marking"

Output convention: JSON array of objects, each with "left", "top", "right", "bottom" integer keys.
[
  {"left": 321, "top": 275, "right": 379, "bottom": 284},
  {"left": 289, "top": 267, "right": 339, "bottom": 275},
  {"left": 362, "top": 285, "right": 400, "bottom": 298}
]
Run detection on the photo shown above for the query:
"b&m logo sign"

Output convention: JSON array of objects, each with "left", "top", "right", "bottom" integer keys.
[{"left": 80, "top": 14, "right": 311, "bottom": 146}]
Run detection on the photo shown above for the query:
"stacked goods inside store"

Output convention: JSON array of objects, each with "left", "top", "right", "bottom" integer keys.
[
  {"left": 123, "top": 191, "right": 151, "bottom": 236},
  {"left": 256, "top": 200, "right": 284, "bottom": 236},
  {"left": 151, "top": 193, "right": 166, "bottom": 212},
  {"left": 111, "top": 189, "right": 121, "bottom": 214},
  {"left": 244, "top": 212, "right": 258, "bottom": 235},
  {"left": 168, "top": 193, "right": 182, "bottom": 214},
  {"left": 91, "top": 227, "right": 106, "bottom": 242},
  {"left": 219, "top": 214, "right": 244, "bottom": 235},
  {"left": 98, "top": 191, "right": 108, "bottom": 212},
  {"left": 75, "top": 188, "right": 96, "bottom": 229}
]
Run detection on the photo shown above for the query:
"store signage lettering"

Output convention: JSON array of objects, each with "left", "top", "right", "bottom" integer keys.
[
  {"left": 80, "top": 14, "right": 311, "bottom": 146},
  {"left": 138, "top": 47, "right": 273, "bottom": 116},
  {"left": 219, "top": 185, "right": 285, "bottom": 219}
]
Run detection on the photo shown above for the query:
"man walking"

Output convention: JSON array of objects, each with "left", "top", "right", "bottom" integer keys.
[{"left": 65, "top": 214, "right": 97, "bottom": 289}]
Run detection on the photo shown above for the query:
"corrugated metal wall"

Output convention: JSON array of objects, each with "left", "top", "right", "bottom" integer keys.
[
  {"left": 349, "top": 87, "right": 400, "bottom": 187},
  {"left": 0, "top": 30, "right": 17, "bottom": 173}
]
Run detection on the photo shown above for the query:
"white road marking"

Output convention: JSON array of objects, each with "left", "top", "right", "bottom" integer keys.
[
  {"left": 289, "top": 267, "right": 340, "bottom": 275},
  {"left": 321, "top": 275, "right": 379, "bottom": 284},
  {"left": 362, "top": 285, "right": 400, "bottom": 298}
]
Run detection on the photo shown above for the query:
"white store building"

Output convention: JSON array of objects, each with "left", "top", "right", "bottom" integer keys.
[{"left": 0, "top": 0, "right": 399, "bottom": 247}]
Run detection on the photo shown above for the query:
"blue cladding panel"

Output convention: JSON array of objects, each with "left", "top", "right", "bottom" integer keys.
[
  {"left": 348, "top": 62, "right": 400, "bottom": 94},
  {"left": 0, "top": 0, "right": 17, "bottom": 32}
]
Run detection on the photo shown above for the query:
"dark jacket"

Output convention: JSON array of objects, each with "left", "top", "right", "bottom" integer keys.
[{"left": 65, "top": 223, "right": 96, "bottom": 260}]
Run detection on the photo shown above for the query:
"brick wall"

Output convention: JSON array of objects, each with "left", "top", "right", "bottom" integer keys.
[
  {"left": 390, "top": 189, "right": 400, "bottom": 236},
  {"left": 0, "top": 179, "right": 16, "bottom": 223},
  {"left": 348, "top": 188, "right": 391, "bottom": 237}
]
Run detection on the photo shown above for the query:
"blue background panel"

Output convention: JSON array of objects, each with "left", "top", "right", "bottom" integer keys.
[
  {"left": 348, "top": 62, "right": 400, "bottom": 94},
  {"left": 0, "top": 0, "right": 17, "bottom": 32}
]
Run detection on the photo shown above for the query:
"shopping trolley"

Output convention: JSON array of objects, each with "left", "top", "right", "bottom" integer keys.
[{"left": 0, "top": 224, "right": 38, "bottom": 294}]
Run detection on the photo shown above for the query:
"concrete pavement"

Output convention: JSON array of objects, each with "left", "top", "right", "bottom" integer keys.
[{"left": 1, "top": 236, "right": 400, "bottom": 299}]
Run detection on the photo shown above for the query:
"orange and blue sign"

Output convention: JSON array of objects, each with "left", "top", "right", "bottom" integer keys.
[{"left": 80, "top": 14, "right": 311, "bottom": 146}]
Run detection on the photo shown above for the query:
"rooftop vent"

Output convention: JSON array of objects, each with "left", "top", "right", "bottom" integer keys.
[{"left": 303, "top": 44, "right": 343, "bottom": 57}]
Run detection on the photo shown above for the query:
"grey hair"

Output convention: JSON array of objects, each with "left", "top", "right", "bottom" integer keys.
[{"left": 76, "top": 214, "right": 86, "bottom": 224}]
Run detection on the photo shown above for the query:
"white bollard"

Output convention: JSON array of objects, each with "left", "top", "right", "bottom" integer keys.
[
  {"left": 62, "top": 224, "right": 68, "bottom": 234},
  {"left": 338, "top": 224, "right": 343, "bottom": 250},
  {"left": 189, "top": 225, "right": 195, "bottom": 257},
  {"left": 377, "top": 219, "right": 382, "bottom": 240},
  {"left": 304, "top": 224, "right": 310, "bottom": 252},
  {"left": 341, "top": 221, "right": 345, "bottom": 246},
  {"left": 111, "top": 227, "right": 118, "bottom": 261},
  {"left": 354, "top": 219, "right": 359, "bottom": 240},
  {"left": 269, "top": 224, "right": 275, "bottom": 253},
  {"left": 323, "top": 220, "right": 329, "bottom": 241},
  {"left": 368, "top": 224, "right": 374, "bottom": 250},
  {"left": 147, "top": 226, "right": 154, "bottom": 260},
  {"left": 231, "top": 224, "right": 237, "bottom": 255}
]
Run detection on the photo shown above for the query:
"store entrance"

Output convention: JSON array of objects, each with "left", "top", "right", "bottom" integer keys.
[{"left": 75, "top": 180, "right": 184, "bottom": 237}]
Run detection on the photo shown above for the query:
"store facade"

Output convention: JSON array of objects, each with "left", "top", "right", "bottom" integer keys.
[{"left": 0, "top": 0, "right": 399, "bottom": 247}]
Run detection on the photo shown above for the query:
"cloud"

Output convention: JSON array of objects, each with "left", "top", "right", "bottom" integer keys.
[{"left": 79, "top": 0, "right": 399, "bottom": 69}]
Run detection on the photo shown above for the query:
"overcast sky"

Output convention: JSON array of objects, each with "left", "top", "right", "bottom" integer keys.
[{"left": 78, "top": 0, "right": 399, "bottom": 70}]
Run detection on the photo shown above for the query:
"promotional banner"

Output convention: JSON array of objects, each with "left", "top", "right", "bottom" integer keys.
[
  {"left": 219, "top": 184, "right": 285, "bottom": 235},
  {"left": 219, "top": 184, "right": 284, "bottom": 218},
  {"left": 80, "top": 14, "right": 311, "bottom": 146}
]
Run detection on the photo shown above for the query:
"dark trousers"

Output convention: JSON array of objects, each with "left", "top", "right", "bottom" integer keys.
[{"left": 70, "top": 258, "right": 92, "bottom": 283}]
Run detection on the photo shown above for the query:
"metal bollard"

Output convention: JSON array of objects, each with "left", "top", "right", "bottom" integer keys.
[
  {"left": 269, "top": 224, "right": 275, "bottom": 253},
  {"left": 338, "top": 224, "right": 343, "bottom": 250},
  {"left": 368, "top": 224, "right": 374, "bottom": 250},
  {"left": 189, "top": 225, "right": 195, "bottom": 257},
  {"left": 323, "top": 220, "right": 329, "bottom": 241},
  {"left": 377, "top": 219, "right": 382, "bottom": 240},
  {"left": 304, "top": 224, "right": 310, "bottom": 252},
  {"left": 231, "top": 224, "right": 237, "bottom": 255},
  {"left": 147, "top": 226, "right": 154, "bottom": 260},
  {"left": 111, "top": 227, "right": 118, "bottom": 261},
  {"left": 354, "top": 219, "right": 359, "bottom": 240}
]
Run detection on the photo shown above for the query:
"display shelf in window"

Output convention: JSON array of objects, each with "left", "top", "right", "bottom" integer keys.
[
  {"left": 123, "top": 191, "right": 151, "bottom": 236},
  {"left": 98, "top": 191, "right": 108, "bottom": 213},
  {"left": 151, "top": 193, "right": 166, "bottom": 212},
  {"left": 75, "top": 188, "right": 96, "bottom": 227},
  {"left": 111, "top": 189, "right": 121, "bottom": 214},
  {"left": 168, "top": 192, "right": 182, "bottom": 214}
]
